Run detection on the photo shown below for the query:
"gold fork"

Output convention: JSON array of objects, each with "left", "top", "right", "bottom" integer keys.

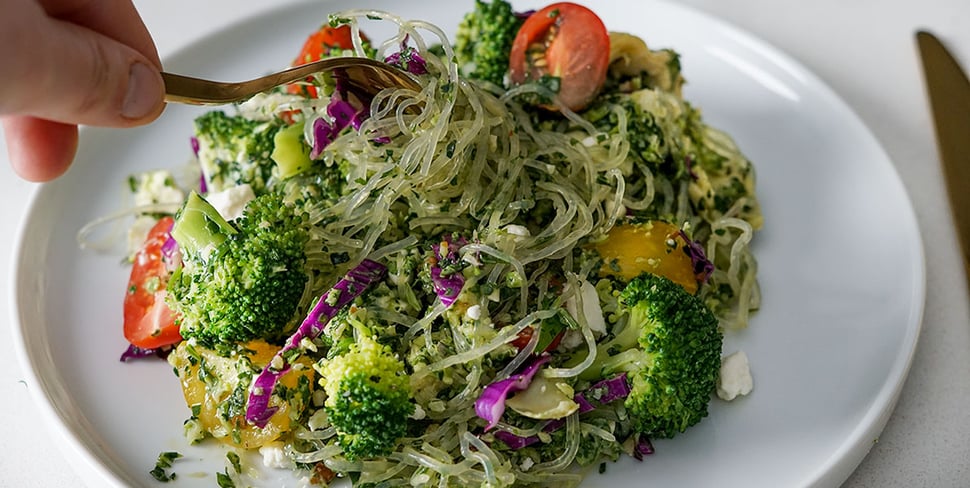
[{"left": 162, "top": 57, "right": 421, "bottom": 105}]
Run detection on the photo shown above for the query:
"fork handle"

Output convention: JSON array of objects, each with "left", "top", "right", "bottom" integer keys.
[
  {"left": 162, "top": 57, "right": 420, "bottom": 106},
  {"left": 162, "top": 72, "right": 251, "bottom": 105}
]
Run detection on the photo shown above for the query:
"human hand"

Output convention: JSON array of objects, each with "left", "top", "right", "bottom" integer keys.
[{"left": 1, "top": 0, "right": 165, "bottom": 182}]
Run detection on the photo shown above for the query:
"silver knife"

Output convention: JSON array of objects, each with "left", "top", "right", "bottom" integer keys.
[{"left": 916, "top": 30, "right": 970, "bottom": 286}]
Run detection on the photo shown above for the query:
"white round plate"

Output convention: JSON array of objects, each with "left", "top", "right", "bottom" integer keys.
[{"left": 11, "top": 0, "right": 925, "bottom": 486}]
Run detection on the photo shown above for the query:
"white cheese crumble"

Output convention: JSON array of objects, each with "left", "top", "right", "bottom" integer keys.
[
  {"left": 205, "top": 183, "right": 256, "bottom": 222},
  {"left": 132, "top": 170, "right": 185, "bottom": 208},
  {"left": 465, "top": 304, "right": 482, "bottom": 321},
  {"left": 259, "top": 443, "right": 294, "bottom": 469},
  {"left": 717, "top": 350, "right": 754, "bottom": 401}
]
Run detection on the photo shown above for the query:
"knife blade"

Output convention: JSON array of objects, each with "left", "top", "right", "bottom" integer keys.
[{"left": 916, "top": 30, "right": 970, "bottom": 283}]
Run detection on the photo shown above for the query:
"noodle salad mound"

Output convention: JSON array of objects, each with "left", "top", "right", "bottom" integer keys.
[{"left": 110, "top": 2, "right": 762, "bottom": 486}]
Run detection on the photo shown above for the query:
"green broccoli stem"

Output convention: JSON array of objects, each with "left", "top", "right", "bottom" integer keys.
[
  {"left": 577, "top": 306, "right": 649, "bottom": 381},
  {"left": 171, "top": 191, "right": 236, "bottom": 257}
]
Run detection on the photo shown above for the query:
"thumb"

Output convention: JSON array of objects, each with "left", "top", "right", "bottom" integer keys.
[{"left": 0, "top": 12, "right": 165, "bottom": 127}]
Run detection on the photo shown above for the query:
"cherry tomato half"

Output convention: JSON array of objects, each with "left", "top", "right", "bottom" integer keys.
[
  {"left": 510, "top": 325, "right": 566, "bottom": 353},
  {"left": 287, "top": 25, "right": 361, "bottom": 99},
  {"left": 509, "top": 2, "right": 610, "bottom": 112},
  {"left": 123, "top": 216, "right": 181, "bottom": 349}
]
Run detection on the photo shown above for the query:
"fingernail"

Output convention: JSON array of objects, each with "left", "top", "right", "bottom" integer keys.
[{"left": 122, "top": 62, "right": 162, "bottom": 119}]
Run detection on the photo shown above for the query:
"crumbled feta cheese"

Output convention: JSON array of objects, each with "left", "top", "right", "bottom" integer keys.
[
  {"left": 131, "top": 170, "right": 185, "bottom": 208},
  {"left": 717, "top": 350, "right": 753, "bottom": 401},
  {"left": 466, "top": 304, "right": 482, "bottom": 321},
  {"left": 259, "top": 443, "right": 294, "bottom": 469},
  {"left": 519, "top": 457, "right": 536, "bottom": 472},
  {"left": 205, "top": 184, "right": 256, "bottom": 222}
]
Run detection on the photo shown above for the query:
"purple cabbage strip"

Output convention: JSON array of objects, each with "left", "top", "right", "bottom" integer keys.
[
  {"left": 328, "top": 96, "right": 357, "bottom": 128},
  {"left": 475, "top": 354, "right": 551, "bottom": 431},
  {"left": 585, "top": 373, "right": 633, "bottom": 405},
  {"left": 161, "top": 235, "right": 179, "bottom": 265},
  {"left": 383, "top": 42, "right": 428, "bottom": 76},
  {"left": 310, "top": 97, "right": 363, "bottom": 159},
  {"left": 190, "top": 136, "right": 207, "bottom": 193},
  {"left": 678, "top": 230, "right": 714, "bottom": 283},
  {"left": 119, "top": 343, "right": 171, "bottom": 362},
  {"left": 159, "top": 220, "right": 181, "bottom": 272},
  {"left": 492, "top": 373, "right": 631, "bottom": 449},
  {"left": 492, "top": 417, "right": 563, "bottom": 450},
  {"left": 245, "top": 259, "right": 388, "bottom": 427},
  {"left": 632, "top": 433, "right": 655, "bottom": 460},
  {"left": 430, "top": 235, "right": 467, "bottom": 308}
]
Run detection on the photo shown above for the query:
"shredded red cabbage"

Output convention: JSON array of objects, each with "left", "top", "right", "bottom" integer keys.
[
  {"left": 159, "top": 220, "right": 181, "bottom": 272},
  {"left": 161, "top": 236, "right": 178, "bottom": 264},
  {"left": 632, "top": 433, "right": 655, "bottom": 460},
  {"left": 678, "top": 230, "right": 714, "bottom": 283},
  {"left": 189, "top": 136, "right": 207, "bottom": 193},
  {"left": 383, "top": 39, "right": 428, "bottom": 75},
  {"left": 586, "top": 373, "right": 633, "bottom": 404},
  {"left": 492, "top": 422, "right": 553, "bottom": 449},
  {"left": 430, "top": 235, "right": 467, "bottom": 307},
  {"left": 310, "top": 95, "right": 364, "bottom": 159},
  {"left": 474, "top": 354, "right": 551, "bottom": 431},
  {"left": 119, "top": 343, "right": 172, "bottom": 362},
  {"left": 328, "top": 96, "right": 357, "bottom": 128},
  {"left": 245, "top": 259, "right": 387, "bottom": 427}
]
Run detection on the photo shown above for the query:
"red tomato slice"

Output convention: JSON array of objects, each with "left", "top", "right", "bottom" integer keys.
[
  {"left": 510, "top": 326, "right": 566, "bottom": 354},
  {"left": 509, "top": 3, "right": 610, "bottom": 112},
  {"left": 287, "top": 25, "right": 362, "bottom": 99},
  {"left": 123, "top": 216, "right": 181, "bottom": 349}
]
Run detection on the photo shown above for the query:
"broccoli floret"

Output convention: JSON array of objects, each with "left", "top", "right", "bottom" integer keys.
[
  {"left": 168, "top": 191, "right": 310, "bottom": 350},
  {"left": 584, "top": 273, "right": 722, "bottom": 438},
  {"left": 454, "top": 0, "right": 524, "bottom": 87},
  {"left": 316, "top": 334, "right": 414, "bottom": 460},
  {"left": 194, "top": 111, "right": 284, "bottom": 195}
]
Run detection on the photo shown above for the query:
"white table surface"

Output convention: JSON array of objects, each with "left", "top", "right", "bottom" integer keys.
[{"left": 2, "top": 0, "right": 968, "bottom": 486}]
